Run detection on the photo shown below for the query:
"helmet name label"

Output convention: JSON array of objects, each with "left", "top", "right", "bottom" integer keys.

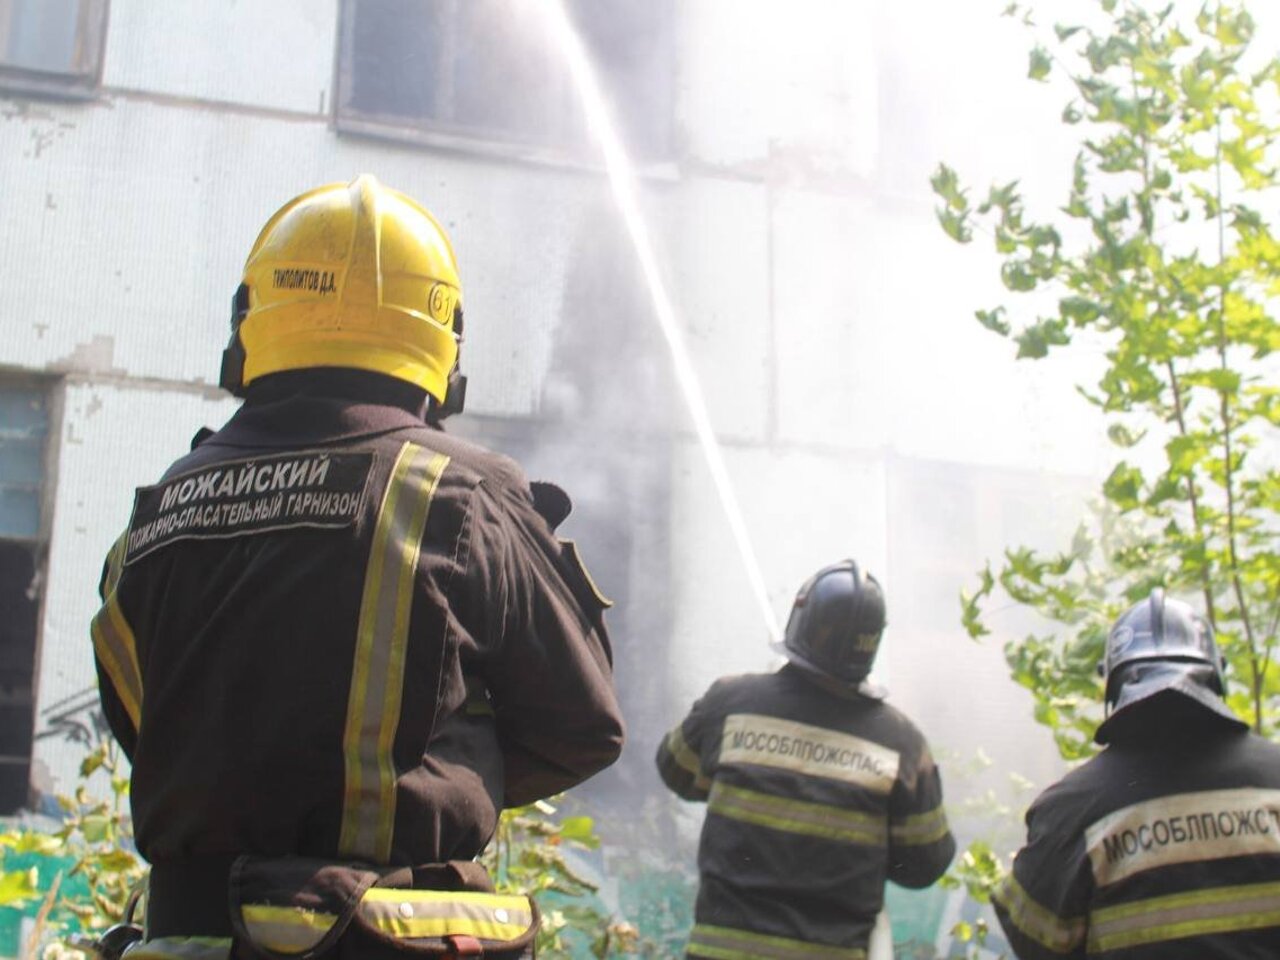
[
  {"left": 273, "top": 267, "right": 338, "bottom": 296},
  {"left": 124, "top": 450, "right": 373, "bottom": 564},
  {"left": 1084, "top": 787, "right": 1280, "bottom": 887},
  {"left": 720, "top": 714, "right": 899, "bottom": 793}
]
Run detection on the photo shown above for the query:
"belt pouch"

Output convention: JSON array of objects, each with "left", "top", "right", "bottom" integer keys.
[{"left": 229, "top": 857, "right": 538, "bottom": 960}]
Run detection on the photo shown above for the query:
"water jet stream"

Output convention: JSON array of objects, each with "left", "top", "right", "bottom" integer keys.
[{"left": 542, "top": 0, "right": 780, "bottom": 644}]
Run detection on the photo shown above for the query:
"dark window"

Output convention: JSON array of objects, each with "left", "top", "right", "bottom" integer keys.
[
  {"left": 0, "top": 0, "right": 109, "bottom": 98},
  {"left": 0, "top": 384, "right": 49, "bottom": 814},
  {"left": 335, "top": 0, "right": 675, "bottom": 163}
]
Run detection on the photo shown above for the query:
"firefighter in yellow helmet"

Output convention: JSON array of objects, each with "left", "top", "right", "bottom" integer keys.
[{"left": 90, "top": 176, "right": 623, "bottom": 959}]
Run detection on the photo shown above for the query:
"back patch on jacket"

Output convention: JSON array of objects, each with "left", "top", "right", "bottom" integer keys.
[
  {"left": 720, "top": 713, "right": 900, "bottom": 792},
  {"left": 124, "top": 450, "right": 373, "bottom": 564},
  {"left": 1084, "top": 787, "right": 1280, "bottom": 887}
]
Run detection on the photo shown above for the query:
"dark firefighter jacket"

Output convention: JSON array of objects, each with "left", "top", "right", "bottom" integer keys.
[
  {"left": 656, "top": 664, "right": 955, "bottom": 959},
  {"left": 90, "top": 391, "right": 624, "bottom": 914},
  {"left": 993, "top": 698, "right": 1280, "bottom": 958}
]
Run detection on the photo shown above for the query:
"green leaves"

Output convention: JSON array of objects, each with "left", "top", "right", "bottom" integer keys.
[
  {"left": 931, "top": 163, "right": 967, "bottom": 211},
  {"left": 1059, "top": 295, "right": 1102, "bottom": 326},
  {"left": 927, "top": 14, "right": 1280, "bottom": 938},
  {"left": 78, "top": 816, "right": 111, "bottom": 845},
  {"left": 931, "top": 163, "right": 973, "bottom": 243},
  {"left": 0, "top": 832, "right": 62, "bottom": 856},
  {"left": 975, "top": 307, "right": 1011, "bottom": 336},
  {"left": 942, "top": 840, "right": 1006, "bottom": 904},
  {"left": 556, "top": 816, "right": 600, "bottom": 848},
  {"left": 961, "top": 566, "right": 995, "bottom": 640},
  {"left": 1204, "top": 6, "right": 1255, "bottom": 46},
  {"left": 1106, "top": 423, "right": 1145, "bottom": 447},
  {"left": 0, "top": 738, "right": 148, "bottom": 960},
  {"left": 0, "top": 867, "right": 38, "bottom": 906},
  {"left": 481, "top": 801, "right": 649, "bottom": 957},
  {"left": 1029, "top": 46, "right": 1053, "bottom": 81},
  {"left": 79, "top": 747, "right": 105, "bottom": 780},
  {"left": 1013, "top": 317, "right": 1070, "bottom": 358},
  {"left": 1103, "top": 462, "right": 1144, "bottom": 510}
]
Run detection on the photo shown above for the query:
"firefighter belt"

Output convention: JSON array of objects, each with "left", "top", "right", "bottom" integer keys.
[{"left": 131, "top": 857, "right": 538, "bottom": 960}]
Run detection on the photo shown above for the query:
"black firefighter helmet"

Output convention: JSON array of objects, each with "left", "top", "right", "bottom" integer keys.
[
  {"left": 777, "top": 560, "right": 886, "bottom": 687},
  {"left": 1095, "top": 588, "right": 1244, "bottom": 743}
]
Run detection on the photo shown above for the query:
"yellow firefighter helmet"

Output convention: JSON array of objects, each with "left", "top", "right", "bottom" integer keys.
[{"left": 220, "top": 174, "right": 466, "bottom": 412}]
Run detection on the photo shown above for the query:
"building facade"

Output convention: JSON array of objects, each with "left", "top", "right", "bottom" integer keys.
[{"left": 1, "top": 0, "right": 1116, "bottom": 884}]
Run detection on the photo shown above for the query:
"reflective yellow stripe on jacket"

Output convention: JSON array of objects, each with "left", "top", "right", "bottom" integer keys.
[
  {"left": 339, "top": 443, "right": 450, "bottom": 862},
  {"left": 993, "top": 873, "right": 1086, "bottom": 954},
  {"left": 666, "top": 724, "right": 710, "bottom": 791},
  {"left": 707, "top": 781, "right": 886, "bottom": 846},
  {"left": 1088, "top": 879, "right": 1280, "bottom": 952},
  {"left": 890, "top": 806, "right": 951, "bottom": 846},
  {"left": 688, "top": 923, "right": 866, "bottom": 960},
  {"left": 91, "top": 532, "right": 143, "bottom": 731}
]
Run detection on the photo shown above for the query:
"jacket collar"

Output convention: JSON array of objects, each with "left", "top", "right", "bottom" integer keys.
[{"left": 204, "top": 396, "right": 433, "bottom": 449}]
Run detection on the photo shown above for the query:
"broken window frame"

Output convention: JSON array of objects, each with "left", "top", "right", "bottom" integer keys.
[
  {"left": 331, "top": 0, "right": 676, "bottom": 169},
  {"left": 0, "top": 376, "right": 58, "bottom": 815},
  {"left": 0, "top": 0, "right": 110, "bottom": 100}
]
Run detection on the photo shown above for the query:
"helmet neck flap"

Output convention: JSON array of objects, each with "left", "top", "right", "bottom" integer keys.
[{"left": 1095, "top": 589, "right": 1244, "bottom": 744}]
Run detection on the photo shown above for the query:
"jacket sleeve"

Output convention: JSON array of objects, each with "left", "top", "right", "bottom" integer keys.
[
  {"left": 886, "top": 738, "right": 956, "bottom": 888},
  {"left": 655, "top": 684, "right": 722, "bottom": 802},
  {"left": 992, "top": 785, "right": 1091, "bottom": 960},
  {"left": 468, "top": 475, "right": 624, "bottom": 808},
  {"left": 90, "top": 533, "right": 142, "bottom": 761}
]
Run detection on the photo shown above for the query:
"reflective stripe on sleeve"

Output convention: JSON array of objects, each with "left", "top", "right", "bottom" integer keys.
[
  {"left": 242, "top": 905, "right": 338, "bottom": 954},
  {"left": 120, "top": 937, "right": 232, "bottom": 960},
  {"left": 103, "top": 532, "right": 128, "bottom": 594},
  {"left": 687, "top": 923, "right": 866, "bottom": 959},
  {"left": 993, "top": 873, "right": 1087, "bottom": 954},
  {"left": 358, "top": 889, "right": 533, "bottom": 941},
  {"left": 338, "top": 443, "right": 450, "bottom": 862},
  {"left": 707, "top": 781, "right": 886, "bottom": 846},
  {"left": 666, "top": 724, "right": 710, "bottom": 790},
  {"left": 91, "top": 532, "right": 143, "bottom": 731},
  {"left": 1088, "top": 879, "right": 1280, "bottom": 953},
  {"left": 890, "top": 805, "right": 951, "bottom": 846}
]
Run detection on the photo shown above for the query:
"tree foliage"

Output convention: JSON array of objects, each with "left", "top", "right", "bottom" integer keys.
[
  {"left": 481, "top": 800, "right": 647, "bottom": 958},
  {"left": 0, "top": 745, "right": 646, "bottom": 959},
  {"left": 933, "top": 0, "right": 1280, "bottom": 760},
  {"left": 0, "top": 738, "right": 145, "bottom": 959}
]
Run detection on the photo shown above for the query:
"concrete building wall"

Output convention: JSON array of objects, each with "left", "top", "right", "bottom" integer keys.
[
  {"left": 0, "top": 0, "right": 1123, "bottom": 829},
  {"left": 103, "top": 0, "right": 338, "bottom": 113}
]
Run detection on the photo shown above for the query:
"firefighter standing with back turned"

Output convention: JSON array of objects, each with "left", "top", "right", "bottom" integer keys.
[
  {"left": 90, "top": 175, "right": 624, "bottom": 960},
  {"left": 994, "top": 588, "right": 1280, "bottom": 958},
  {"left": 656, "top": 560, "right": 956, "bottom": 960}
]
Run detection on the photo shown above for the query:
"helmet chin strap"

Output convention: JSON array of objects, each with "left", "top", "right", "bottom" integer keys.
[
  {"left": 429, "top": 368, "right": 467, "bottom": 422},
  {"left": 429, "top": 304, "right": 467, "bottom": 421},
  {"left": 219, "top": 284, "right": 252, "bottom": 398}
]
